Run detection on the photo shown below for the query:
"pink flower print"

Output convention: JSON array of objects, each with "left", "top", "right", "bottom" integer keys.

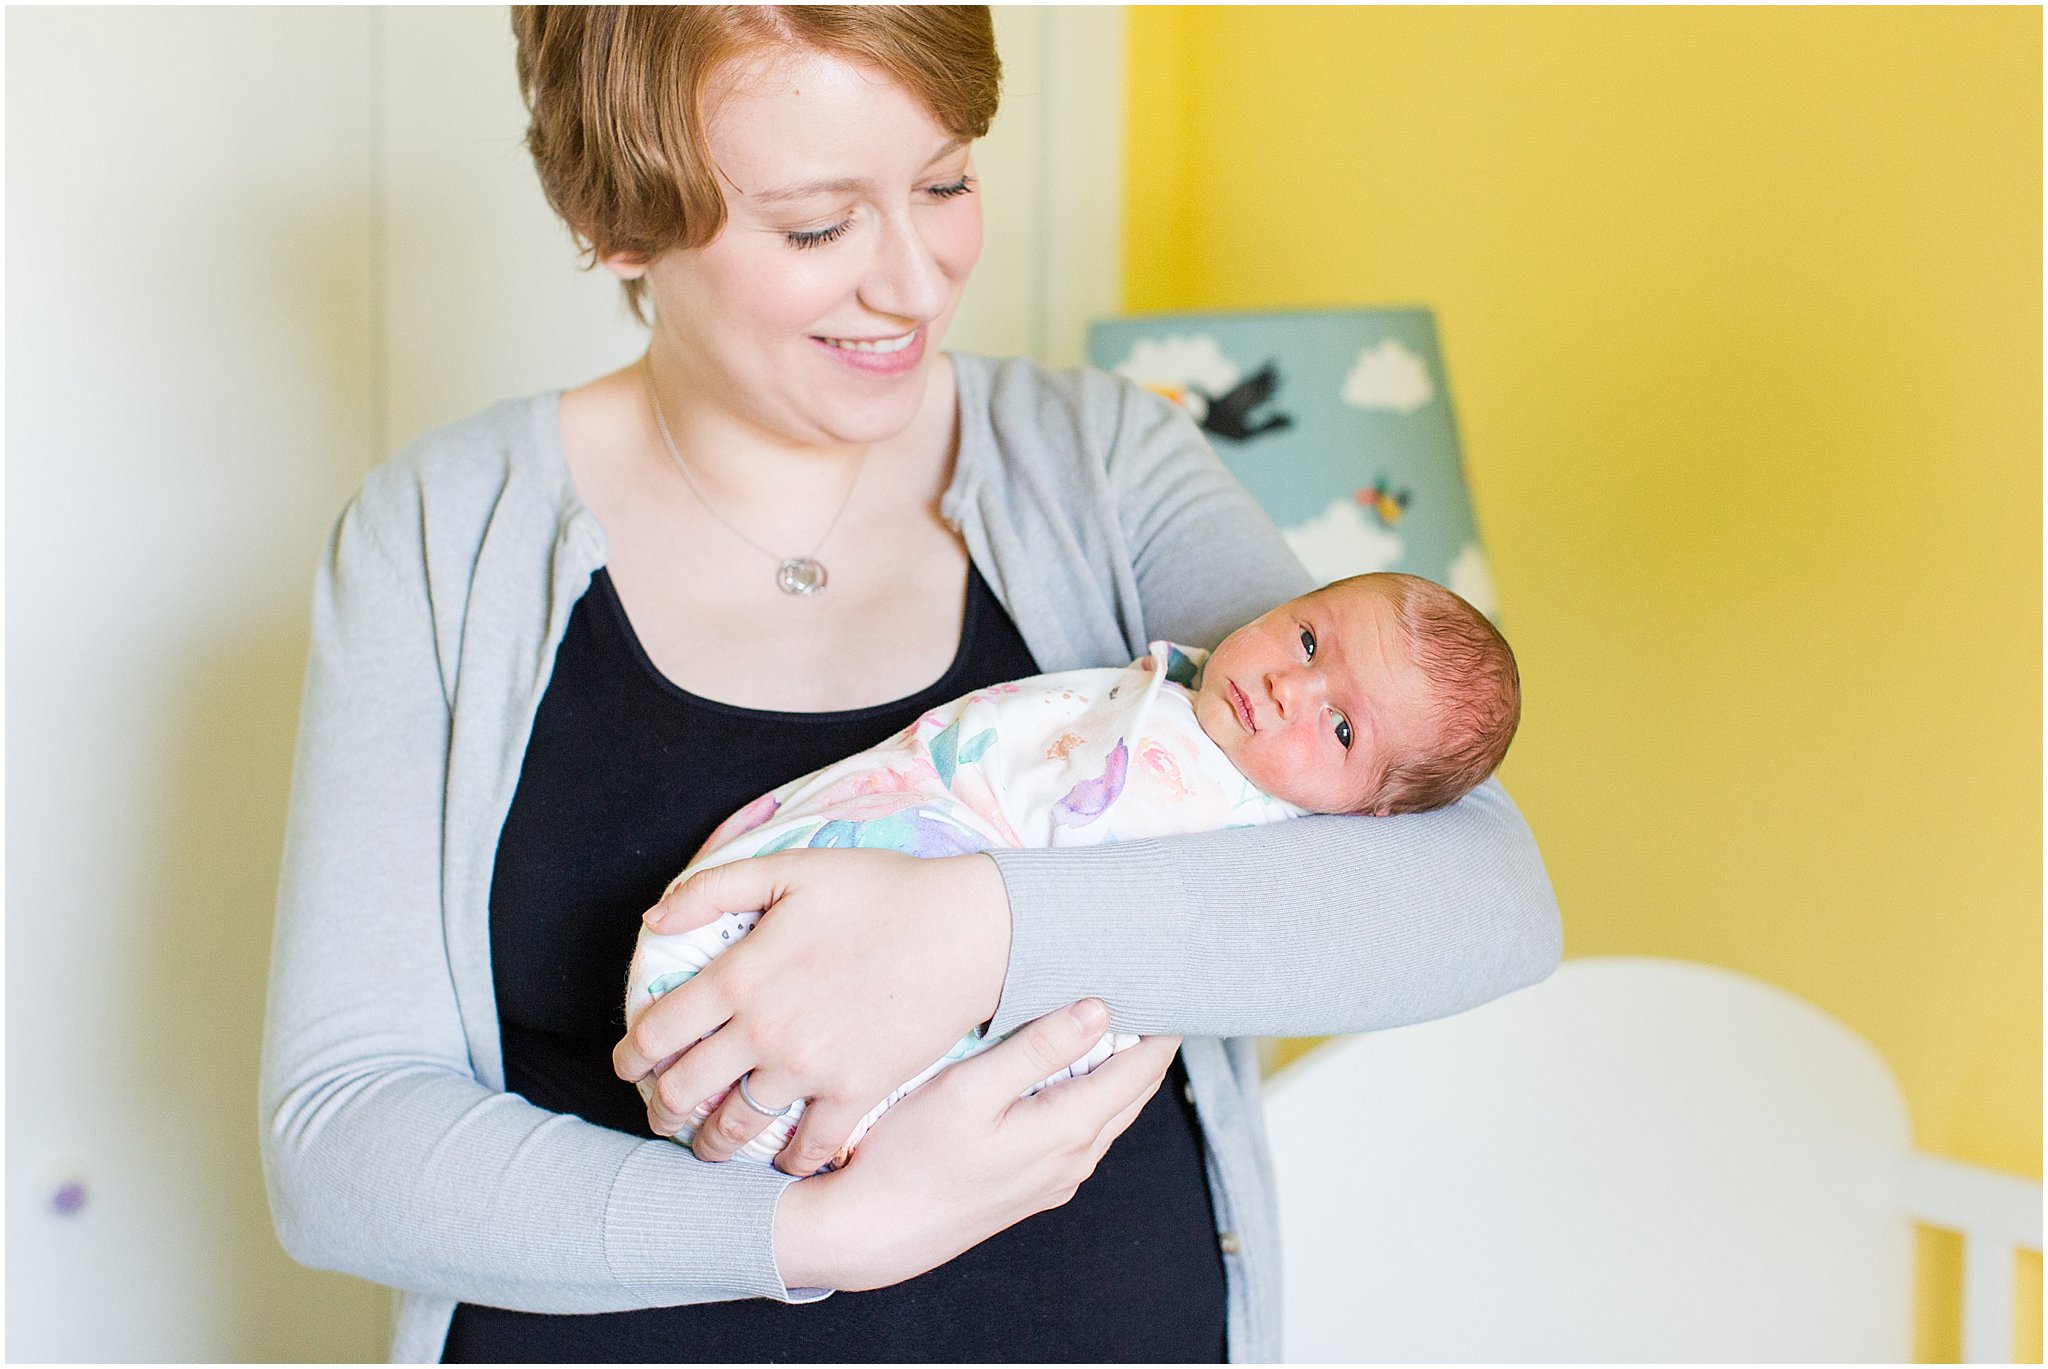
[
  {"left": 821, "top": 788, "right": 931, "bottom": 822},
  {"left": 1139, "top": 742, "right": 1194, "bottom": 800},
  {"left": 814, "top": 761, "right": 939, "bottom": 813},
  {"left": 953, "top": 779, "right": 1025, "bottom": 847},
  {"left": 849, "top": 764, "right": 932, "bottom": 797},
  {"left": 1045, "top": 732, "right": 1085, "bottom": 761}
]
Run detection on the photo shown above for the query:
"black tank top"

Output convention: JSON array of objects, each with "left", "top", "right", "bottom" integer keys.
[{"left": 442, "top": 564, "right": 1228, "bottom": 1363}]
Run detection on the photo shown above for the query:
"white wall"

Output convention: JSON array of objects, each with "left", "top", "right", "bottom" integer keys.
[{"left": 4, "top": 7, "right": 1123, "bottom": 1360}]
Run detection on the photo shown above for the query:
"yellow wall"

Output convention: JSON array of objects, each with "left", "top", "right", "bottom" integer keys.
[{"left": 1124, "top": 7, "right": 2040, "bottom": 1359}]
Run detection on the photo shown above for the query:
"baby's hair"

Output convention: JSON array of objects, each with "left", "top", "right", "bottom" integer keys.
[{"left": 1335, "top": 573, "right": 1521, "bottom": 817}]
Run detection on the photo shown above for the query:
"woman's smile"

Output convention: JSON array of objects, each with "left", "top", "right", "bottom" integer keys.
[
  {"left": 615, "top": 48, "right": 983, "bottom": 452},
  {"left": 812, "top": 325, "right": 926, "bottom": 375}
]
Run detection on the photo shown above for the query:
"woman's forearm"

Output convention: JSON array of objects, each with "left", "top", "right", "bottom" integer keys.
[
  {"left": 1032, "top": 380, "right": 1561, "bottom": 1039},
  {"left": 261, "top": 1053, "right": 804, "bottom": 1310},
  {"left": 982, "top": 777, "right": 1562, "bottom": 1039},
  {"left": 262, "top": 488, "right": 812, "bottom": 1313}
]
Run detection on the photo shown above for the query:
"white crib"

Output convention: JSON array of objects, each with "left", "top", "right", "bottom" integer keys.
[{"left": 1266, "top": 956, "right": 2042, "bottom": 1362}]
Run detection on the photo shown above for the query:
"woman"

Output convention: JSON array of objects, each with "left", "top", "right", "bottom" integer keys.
[{"left": 260, "top": 7, "right": 1560, "bottom": 1362}]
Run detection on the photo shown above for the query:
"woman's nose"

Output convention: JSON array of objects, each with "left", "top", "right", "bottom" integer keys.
[{"left": 860, "top": 212, "right": 951, "bottom": 322}]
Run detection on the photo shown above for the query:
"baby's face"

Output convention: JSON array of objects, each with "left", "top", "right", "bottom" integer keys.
[{"left": 1192, "top": 582, "right": 1439, "bottom": 814}]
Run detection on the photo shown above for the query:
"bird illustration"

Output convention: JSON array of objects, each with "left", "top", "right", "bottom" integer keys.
[
  {"left": 1190, "top": 360, "right": 1294, "bottom": 443},
  {"left": 1355, "top": 479, "right": 1411, "bottom": 527},
  {"left": 1052, "top": 738, "right": 1130, "bottom": 829}
]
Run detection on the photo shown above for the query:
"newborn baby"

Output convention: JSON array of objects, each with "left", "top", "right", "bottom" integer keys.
[{"left": 624, "top": 571, "right": 1519, "bottom": 1164}]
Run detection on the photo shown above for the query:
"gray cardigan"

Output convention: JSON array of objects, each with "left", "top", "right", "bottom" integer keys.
[{"left": 260, "top": 353, "right": 1561, "bottom": 1362}]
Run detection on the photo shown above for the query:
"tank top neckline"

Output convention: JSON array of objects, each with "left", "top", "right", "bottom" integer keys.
[{"left": 587, "top": 563, "right": 988, "bottom": 725}]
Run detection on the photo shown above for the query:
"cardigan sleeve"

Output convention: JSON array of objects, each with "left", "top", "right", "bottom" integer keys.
[
  {"left": 259, "top": 480, "right": 821, "bottom": 1313},
  {"left": 982, "top": 382, "right": 1561, "bottom": 1038}
]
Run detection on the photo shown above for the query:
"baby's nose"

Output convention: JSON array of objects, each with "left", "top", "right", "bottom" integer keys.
[{"left": 1268, "top": 668, "right": 1309, "bottom": 719}]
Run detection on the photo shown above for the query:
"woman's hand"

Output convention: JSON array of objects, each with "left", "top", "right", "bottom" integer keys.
[
  {"left": 773, "top": 999, "right": 1180, "bottom": 1291},
  {"left": 611, "top": 848, "right": 1012, "bottom": 1175}
]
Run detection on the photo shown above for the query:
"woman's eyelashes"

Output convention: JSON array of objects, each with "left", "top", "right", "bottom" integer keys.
[
  {"left": 783, "top": 177, "right": 974, "bottom": 249},
  {"left": 785, "top": 219, "right": 850, "bottom": 249}
]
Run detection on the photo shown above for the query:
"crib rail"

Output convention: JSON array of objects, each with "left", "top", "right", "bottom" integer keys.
[{"left": 1900, "top": 1153, "right": 2044, "bottom": 1363}]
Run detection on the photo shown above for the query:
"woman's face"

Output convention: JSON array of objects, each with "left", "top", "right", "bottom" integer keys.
[{"left": 619, "top": 48, "right": 984, "bottom": 449}]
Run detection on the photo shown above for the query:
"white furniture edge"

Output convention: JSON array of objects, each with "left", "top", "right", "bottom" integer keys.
[
  {"left": 1900, "top": 1152, "right": 2044, "bottom": 1363},
  {"left": 1268, "top": 959, "right": 2043, "bottom": 1363}
]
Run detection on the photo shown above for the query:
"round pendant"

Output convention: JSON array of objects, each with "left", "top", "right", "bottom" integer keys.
[{"left": 777, "top": 557, "right": 828, "bottom": 596}]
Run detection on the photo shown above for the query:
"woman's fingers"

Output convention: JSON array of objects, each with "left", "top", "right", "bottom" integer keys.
[
  {"left": 631, "top": 849, "right": 1014, "bottom": 1180},
  {"left": 691, "top": 1069, "right": 802, "bottom": 1163},
  {"left": 774, "top": 1097, "right": 867, "bottom": 1177},
  {"left": 1077, "top": 1035, "right": 1180, "bottom": 1150},
  {"left": 764, "top": 1016, "right": 1174, "bottom": 1293},
  {"left": 614, "top": 964, "right": 734, "bottom": 1084},
  {"left": 645, "top": 857, "right": 780, "bottom": 935},
  {"left": 953, "top": 999, "right": 1112, "bottom": 1104},
  {"left": 641, "top": 1030, "right": 752, "bottom": 1138},
  {"left": 1093, "top": 1074, "right": 1158, "bottom": 1150},
  {"left": 1015, "top": 1030, "right": 1180, "bottom": 1136}
]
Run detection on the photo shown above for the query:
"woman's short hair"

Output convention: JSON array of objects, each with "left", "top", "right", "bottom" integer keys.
[{"left": 511, "top": 5, "right": 1001, "bottom": 323}]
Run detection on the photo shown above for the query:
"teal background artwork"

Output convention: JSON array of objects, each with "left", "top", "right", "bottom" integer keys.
[{"left": 1088, "top": 308, "right": 1498, "bottom": 621}]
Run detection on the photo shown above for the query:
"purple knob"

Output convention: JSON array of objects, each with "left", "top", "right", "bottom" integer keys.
[{"left": 50, "top": 1180, "right": 86, "bottom": 1216}]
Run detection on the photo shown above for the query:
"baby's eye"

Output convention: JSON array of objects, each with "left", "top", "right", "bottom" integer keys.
[
  {"left": 1331, "top": 712, "right": 1353, "bottom": 749},
  {"left": 1299, "top": 626, "right": 1316, "bottom": 660}
]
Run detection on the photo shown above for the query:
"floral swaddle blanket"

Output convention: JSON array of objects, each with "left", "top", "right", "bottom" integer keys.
[{"left": 622, "top": 641, "right": 1305, "bottom": 1165}]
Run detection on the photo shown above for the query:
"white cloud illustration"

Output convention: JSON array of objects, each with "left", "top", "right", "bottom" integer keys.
[
  {"left": 1449, "top": 542, "right": 1498, "bottom": 620},
  {"left": 1282, "top": 496, "right": 1405, "bottom": 584},
  {"left": 1112, "top": 335, "right": 1241, "bottom": 422},
  {"left": 1341, "top": 339, "right": 1433, "bottom": 414}
]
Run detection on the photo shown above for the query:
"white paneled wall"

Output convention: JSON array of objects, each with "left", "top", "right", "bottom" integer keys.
[
  {"left": 5, "top": 7, "right": 1122, "bottom": 1360},
  {"left": 6, "top": 9, "right": 390, "bottom": 1361}
]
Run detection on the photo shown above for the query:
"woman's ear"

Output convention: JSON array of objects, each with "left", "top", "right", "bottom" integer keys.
[{"left": 598, "top": 248, "right": 650, "bottom": 281}]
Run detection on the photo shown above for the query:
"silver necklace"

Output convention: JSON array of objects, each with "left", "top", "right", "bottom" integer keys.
[{"left": 642, "top": 360, "right": 866, "bottom": 597}]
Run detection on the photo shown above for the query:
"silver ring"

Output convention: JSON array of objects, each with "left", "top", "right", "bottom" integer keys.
[{"left": 735, "top": 1070, "right": 793, "bottom": 1119}]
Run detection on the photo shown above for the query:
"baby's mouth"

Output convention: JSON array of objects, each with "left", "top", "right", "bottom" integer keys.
[{"left": 1228, "top": 681, "right": 1255, "bottom": 733}]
